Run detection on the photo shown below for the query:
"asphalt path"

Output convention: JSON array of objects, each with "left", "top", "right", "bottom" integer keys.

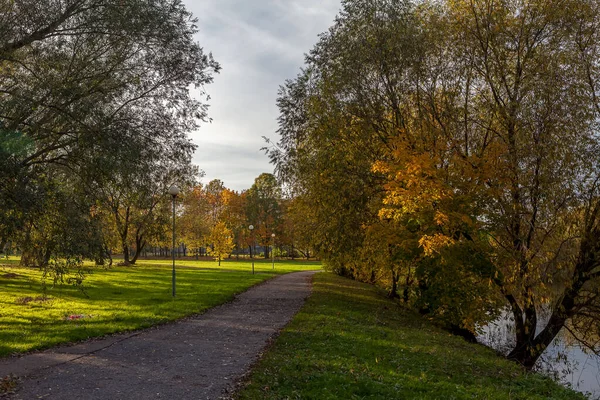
[{"left": 0, "top": 270, "right": 317, "bottom": 400}]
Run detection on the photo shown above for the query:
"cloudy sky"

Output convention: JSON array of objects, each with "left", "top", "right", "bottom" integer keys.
[{"left": 182, "top": 1, "right": 342, "bottom": 192}]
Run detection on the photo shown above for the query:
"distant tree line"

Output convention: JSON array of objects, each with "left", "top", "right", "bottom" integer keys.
[{"left": 176, "top": 174, "right": 315, "bottom": 263}]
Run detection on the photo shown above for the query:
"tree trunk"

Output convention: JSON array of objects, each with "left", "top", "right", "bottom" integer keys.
[
  {"left": 506, "top": 298, "right": 538, "bottom": 368},
  {"left": 115, "top": 206, "right": 131, "bottom": 265},
  {"left": 388, "top": 269, "right": 399, "bottom": 299},
  {"left": 130, "top": 238, "right": 145, "bottom": 265},
  {"left": 368, "top": 269, "right": 376, "bottom": 284},
  {"left": 403, "top": 264, "right": 413, "bottom": 303},
  {"left": 42, "top": 247, "right": 51, "bottom": 267},
  {"left": 122, "top": 243, "right": 131, "bottom": 265},
  {"left": 106, "top": 246, "right": 113, "bottom": 267},
  {"left": 506, "top": 228, "right": 599, "bottom": 368}
]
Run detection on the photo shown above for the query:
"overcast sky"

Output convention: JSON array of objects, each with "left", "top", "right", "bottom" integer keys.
[{"left": 182, "top": 1, "right": 341, "bottom": 192}]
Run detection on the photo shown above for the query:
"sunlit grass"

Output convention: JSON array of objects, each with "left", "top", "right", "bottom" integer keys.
[
  {"left": 237, "top": 273, "right": 584, "bottom": 400},
  {"left": 0, "top": 257, "right": 321, "bottom": 357}
]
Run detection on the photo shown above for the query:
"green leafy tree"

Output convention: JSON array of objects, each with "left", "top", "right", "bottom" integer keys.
[
  {"left": 95, "top": 156, "right": 198, "bottom": 266},
  {"left": 0, "top": 0, "right": 219, "bottom": 268},
  {"left": 245, "top": 173, "right": 282, "bottom": 259},
  {"left": 179, "top": 184, "right": 211, "bottom": 258},
  {"left": 204, "top": 179, "right": 226, "bottom": 226},
  {"left": 221, "top": 188, "right": 248, "bottom": 258}
]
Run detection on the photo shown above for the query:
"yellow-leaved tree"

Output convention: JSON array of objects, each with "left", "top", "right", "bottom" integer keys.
[{"left": 207, "top": 222, "right": 234, "bottom": 266}]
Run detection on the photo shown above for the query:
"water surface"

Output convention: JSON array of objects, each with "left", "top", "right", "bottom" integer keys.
[{"left": 479, "top": 314, "right": 600, "bottom": 398}]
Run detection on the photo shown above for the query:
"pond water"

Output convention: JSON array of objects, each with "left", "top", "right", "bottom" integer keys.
[{"left": 479, "top": 315, "right": 600, "bottom": 398}]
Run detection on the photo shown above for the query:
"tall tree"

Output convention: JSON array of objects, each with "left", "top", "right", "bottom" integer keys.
[
  {"left": 245, "top": 173, "right": 282, "bottom": 259},
  {"left": 204, "top": 179, "right": 226, "bottom": 227},
  {"left": 0, "top": 0, "right": 219, "bottom": 268},
  {"left": 271, "top": 0, "right": 600, "bottom": 368},
  {"left": 179, "top": 184, "right": 211, "bottom": 258},
  {"left": 94, "top": 152, "right": 199, "bottom": 265},
  {"left": 221, "top": 188, "right": 247, "bottom": 258}
]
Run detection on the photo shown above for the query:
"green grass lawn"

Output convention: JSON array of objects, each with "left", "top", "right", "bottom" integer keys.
[
  {"left": 0, "top": 257, "right": 320, "bottom": 357},
  {"left": 237, "top": 272, "right": 584, "bottom": 400}
]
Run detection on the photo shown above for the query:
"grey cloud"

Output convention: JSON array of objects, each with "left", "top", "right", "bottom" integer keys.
[
  {"left": 192, "top": 141, "right": 273, "bottom": 191},
  {"left": 184, "top": 0, "right": 341, "bottom": 191}
]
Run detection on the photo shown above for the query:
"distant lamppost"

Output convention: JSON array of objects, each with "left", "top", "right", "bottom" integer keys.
[
  {"left": 169, "top": 185, "right": 180, "bottom": 297},
  {"left": 248, "top": 224, "right": 255, "bottom": 274},
  {"left": 271, "top": 233, "right": 275, "bottom": 270}
]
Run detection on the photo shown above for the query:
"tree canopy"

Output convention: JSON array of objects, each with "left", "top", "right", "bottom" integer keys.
[
  {"left": 270, "top": 0, "right": 600, "bottom": 368},
  {"left": 0, "top": 0, "right": 219, "bottom": 275}
]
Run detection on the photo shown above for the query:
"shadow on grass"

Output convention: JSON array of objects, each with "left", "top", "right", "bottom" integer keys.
[
  {"left": 0, "top": 262, "right": 288, "bottom": 357},
  {"left": 238, "top": 273, "right": 584, "bottom": 400}
]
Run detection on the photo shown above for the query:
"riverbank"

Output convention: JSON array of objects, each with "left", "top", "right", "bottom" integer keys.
[{"left": 237, "top": 272, "right": 585, "bottom": 399}]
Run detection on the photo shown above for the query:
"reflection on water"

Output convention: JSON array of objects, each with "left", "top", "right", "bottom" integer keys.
[
  {"left": 545, "top": 343, "right": 600, "bottom": 397},
  {"left": 479, "top": 313, "right": 600, "bottom": 399}
]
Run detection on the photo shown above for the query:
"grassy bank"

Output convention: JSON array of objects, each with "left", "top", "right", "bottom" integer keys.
[
  {"left": 237, "top": 273, "right": 584, "bottom": 400},
  {"left": 0, "top": 258, "right": 320, "bottom": 357}
]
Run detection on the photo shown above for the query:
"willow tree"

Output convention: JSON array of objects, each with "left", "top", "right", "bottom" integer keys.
[
  {"left": 269, "top": 0, "right": 419, "bottom": 275},
  {"left": 0, "top": 0, "right": 219, "bottom": 270},
  {"left": 422, "top": 0, "right": 600, "bottom": 368},
  {"left": 94, "top": 152, "right": 199, "bottom": 266},
  {"left": 272, "top": 0, "right": 600, "bottom": 368},
  {"left": 379, "top": 0, "right": 600, "bottom": 367}
]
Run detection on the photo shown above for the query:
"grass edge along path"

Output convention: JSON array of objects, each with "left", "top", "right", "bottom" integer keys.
[
  {"left": 237, "top": 272, "right": 584, "bottom": 400},
  {"left": 0, "top": 258, "right": 320, "bottom": 358}
]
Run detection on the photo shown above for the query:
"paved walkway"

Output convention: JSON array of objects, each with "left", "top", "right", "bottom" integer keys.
[{"left": 0, "top": 271, "right": 317, "bottom": 400}]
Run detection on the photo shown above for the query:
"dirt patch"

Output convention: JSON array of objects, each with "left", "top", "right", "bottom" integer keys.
[
  {"left": 14, "top": 296, "right": 51, "bottom": 305},
  {"left": 1, "top": 273, "right": 21, "bottom": 279}
]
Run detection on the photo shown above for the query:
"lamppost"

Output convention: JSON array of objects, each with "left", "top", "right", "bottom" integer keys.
[
  {"left": 271, "top": 233, "right": 275, "bottom": 270},
  {"left": 169, "top": 185, "right": 180, "bottom": 297},
  {"left": 248, "top": 224, "right": 254, "bottom": 275}
]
